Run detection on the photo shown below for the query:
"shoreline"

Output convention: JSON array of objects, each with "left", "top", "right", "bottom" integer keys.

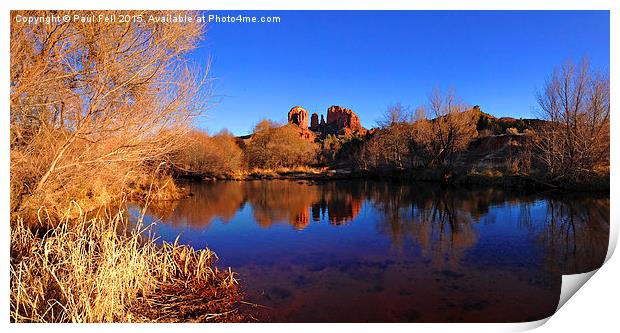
[{"left": 175, "top": 168, "right": 609, "bottom": 193}]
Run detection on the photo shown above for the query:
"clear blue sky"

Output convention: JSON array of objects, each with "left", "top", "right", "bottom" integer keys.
[{"left": 190, "top": 11, "right": 609, "bottom": 136}]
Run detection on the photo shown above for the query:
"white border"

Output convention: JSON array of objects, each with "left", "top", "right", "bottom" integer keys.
[
  {"left": 2, "top": 1, "right": 617, "bottom": 332},
  {"left": 1, "top": 1, "right": 617, "bottom": 10}
]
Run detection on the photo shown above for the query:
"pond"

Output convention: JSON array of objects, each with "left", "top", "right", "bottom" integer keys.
[{"left": 136, "top": 179, "right": 609, "bottom": 322}]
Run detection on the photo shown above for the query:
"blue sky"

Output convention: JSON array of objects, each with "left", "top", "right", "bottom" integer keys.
[{"left": 190, "top": 11, "right": 609, "bottom": 136}]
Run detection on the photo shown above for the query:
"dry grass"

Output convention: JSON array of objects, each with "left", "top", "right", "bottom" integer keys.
[
  {"left": 242, "top": 166, "right": 327, "bottom": 180},
  {"left": 10, "top": 203, "right": 244, "bottom": 323},
  {"left": 252, "top": 166, "right": 325, "bottom": 175},
  {"left": 126, "top": 172, "right": 189, "bottom": 203}
]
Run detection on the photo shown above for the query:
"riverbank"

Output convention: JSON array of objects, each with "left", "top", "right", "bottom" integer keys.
[{"left": 180, "top": 166, "right": 609, "bottom": 193}]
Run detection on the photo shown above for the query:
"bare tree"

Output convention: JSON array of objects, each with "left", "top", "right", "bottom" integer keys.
[
  {"left": 536, "top": 59, "right": 610, "bottom": 181},
  {"left": 360, "top": 90, "right": 477, "bottom": 171},
  {"left": 361, "top": 124, "right": 411, "bottom": 170},
  {"left": 377, "top": 103, "right": 410, "bottom": 128},
  {"left": 10, "top": 10, "right": 209, "bottom": 216},
  {"left": 412, "top": 106, "right": 427, "bottom": 123},
  {"left": 414, "top": 88, "right": 478, "bottom": 168}
]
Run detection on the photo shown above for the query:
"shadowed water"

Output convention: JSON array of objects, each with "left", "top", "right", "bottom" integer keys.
[{"left": 138, "top": 180, "right": 609, "bottom": 322}]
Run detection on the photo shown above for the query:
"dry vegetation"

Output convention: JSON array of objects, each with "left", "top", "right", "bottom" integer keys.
[
  {"left": 356, "top": 64, "right": 609, "bottom": 190},
  {"left": 10, "top": 10, "right": 244, "bottom": 323},
  {"left": 10, "top": 9, "right": 209, "bottom": 218},
  {"left": 360, "top": 89, "right": 478, "bottom": 171},
  {"left": 10, "top": 207, "right": 242, "bottom": 323},
  {"left": 169, "top": 119, "right": 319, "bottom": 178},
  {"left": 172, "top": 130, "right": 243, "bottom": 176},
  {"left": 536, "top": 59, "right": 610, "bottom": 182},
  {"left": 244, "top": 120, "right": 318, "bottom": 169}
]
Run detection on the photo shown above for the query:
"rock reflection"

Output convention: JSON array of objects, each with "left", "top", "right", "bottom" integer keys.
[
  {"left": 310, "top": 182, "right": 364, "bottom": 226},
  {"left": 244, "top": 181, "right": 321, "bottom": 229},
  {"left": 157, "top": 180, "right": 365, "bottom": 230},
  {"left": 152, "top": 180, "right": 608, "bottom": 274},
  {"left": 246, "top": 181, "right": 365, "bottom": 228}
]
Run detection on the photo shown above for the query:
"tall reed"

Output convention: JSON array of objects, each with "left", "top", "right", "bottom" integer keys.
[{"left": 10, "top": 203, "right": 243, "bottom": 323}]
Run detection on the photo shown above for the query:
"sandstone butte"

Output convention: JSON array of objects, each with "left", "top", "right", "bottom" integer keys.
[{"left": 288, "top": 105, "right": 367, "bottom": 140}]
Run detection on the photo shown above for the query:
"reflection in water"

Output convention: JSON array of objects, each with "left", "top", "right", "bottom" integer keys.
[
  {"left": 159, "top": 180, "right": 365, "bottom": 230},
  {"left": 367, "top": 183, "right": 479, "bottom": 270},
  {"left": 539, "top": 197, "right": 609, "bottom": 274},
  {"left": 158, "top": 182, "right": 246, "bottom": 227},
  {"left": 143, "top": 180, "right": 609, "bottom": 322}
]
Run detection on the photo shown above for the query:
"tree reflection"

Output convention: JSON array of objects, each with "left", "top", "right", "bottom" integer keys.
[
  {"left": 246, "top": 181, "right": 365, "bottom": 229},
  {"left": 366, "top": 183, "right": 608, "bottom": 272},
  {"left": 368, "top": 183, "right": 478, "bottom": 269},
  {"left": 150, "top": 180, "right": 608, "bottom": 273},
  {"left": 148, "top": 181, "right": 245, "bottom": 228},
  {"left": 244, "top": 181, "right": 321, "bottom": 229},
  {"left": 155, "top": 180, "right": 365, "bottom": 230},
  {"left": 539, "top": 196, "right": 609, "bottom": 274}
]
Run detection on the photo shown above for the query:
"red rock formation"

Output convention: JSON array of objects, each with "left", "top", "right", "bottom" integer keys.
[
  {"left": 288, "top": 106, "right": 308, "bottom": 129},
  {"left": 326, "top": 105, "right": 366, "bottom": 135},
  {"left": 296, "top": 127, "right": 316, "bottom": 141},
  {"left": 288, "top": 104, "right": 366, "bottom": 137},
  {"left": 310, "top": 112, "right": 319, "bottom": 131}
]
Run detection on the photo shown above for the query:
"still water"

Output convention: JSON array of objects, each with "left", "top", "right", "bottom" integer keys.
[{"left": 138, "top": 180, "right": 609, "bottom": 322}]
